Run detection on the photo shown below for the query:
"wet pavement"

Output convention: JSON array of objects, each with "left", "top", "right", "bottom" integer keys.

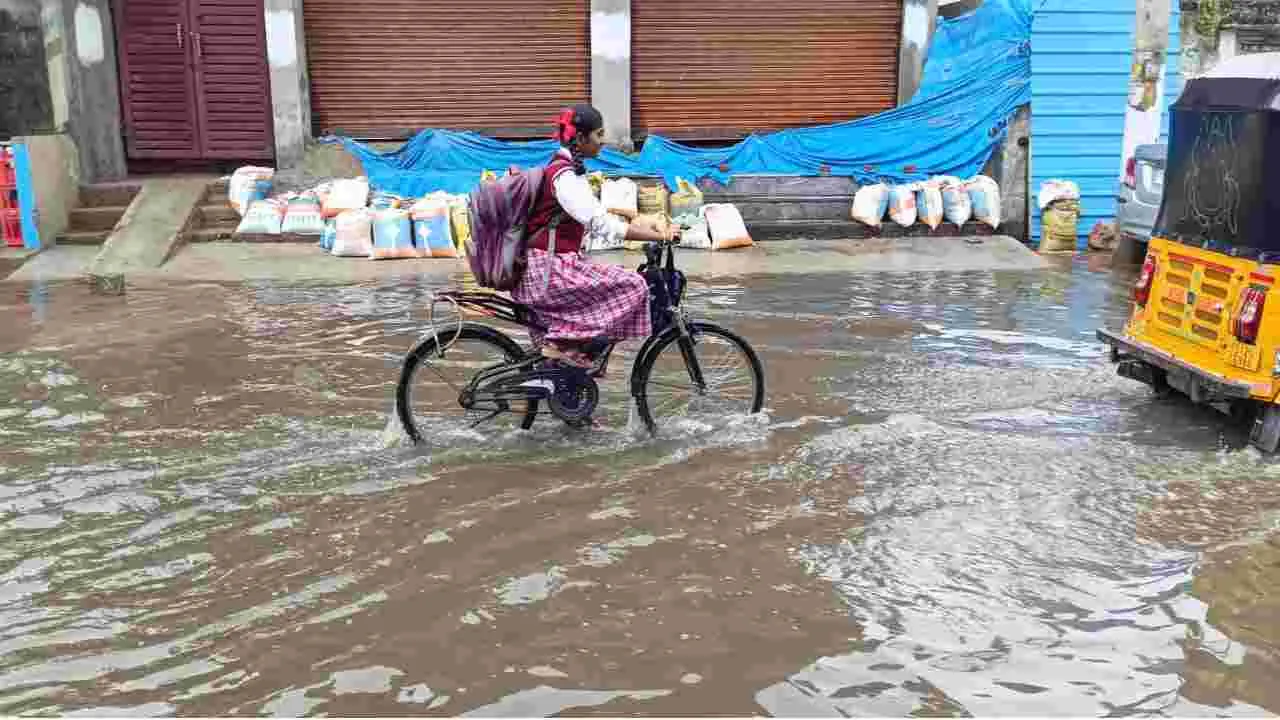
[{"left": 1, "top": 254, "right": 1277, "bottom": 717}]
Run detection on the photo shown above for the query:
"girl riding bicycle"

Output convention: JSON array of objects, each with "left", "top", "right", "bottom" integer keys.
[{"left": 516, "top": 104, "right": 676, "bottom": 369}]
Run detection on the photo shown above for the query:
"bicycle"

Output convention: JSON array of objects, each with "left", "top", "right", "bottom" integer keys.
[{"left": 394, "top": 236, "right": 766, "bottom": 441}]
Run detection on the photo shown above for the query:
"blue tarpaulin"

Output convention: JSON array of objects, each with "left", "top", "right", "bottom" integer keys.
[{"left": 331, "top": 0, "right": 1032, "bottom": 197}]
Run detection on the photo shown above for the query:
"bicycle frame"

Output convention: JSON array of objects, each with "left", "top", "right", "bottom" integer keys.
[{"left": 433, "top": 238, "right": 709, "bottom": 403}]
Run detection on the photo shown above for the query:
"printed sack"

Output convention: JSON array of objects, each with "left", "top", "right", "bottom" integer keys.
[
  {"left": 322, "top": 177, "right": 370, "bottom": 219},
  {"left": 888, "top": 184, "right": 919, "bottom": 227},
  {"left": 703, "top": 203, "right": 753, "bottom": 251},
  {"left": 371, "top": 208, "right": 417, "bottom": 260},
  {"left": 601, "top": 178, "right": 638, "bottom": 218},
  {"left": 236, "top": 198, "right": 285, "bottom": 235},
  {"left": 331, "top": 208, "right": 373, "bottom": 258},
  {"left": 851, "top": 183, "right": 890, "bottom": 227},
  {"left": 967, "top": 175, "right": 1002, "bottom": 229},
  {"left": 281, "top": 192, "right": 324, "bottom": 235},
  {"left": 917, "top": 182, "right": 944, "bottom": 230},
  {"left": 411, "top": 193, "right": 456, "bottom": 258},
  {"left": 937, "top": 177, "right": 973, "bottom": 227},
  {"left": 228, "top": 166, "right": 274, "bottom": 217}
]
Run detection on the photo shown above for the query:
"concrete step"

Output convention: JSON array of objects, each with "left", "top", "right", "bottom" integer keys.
[
  {"left": 185, "top": 227, "right": 235, "bottom": 244},
  {"left": 67, "top": 206, "right": 127, "bottom": 233},
  {"left": 186, "top": 228, "right": 319, "bottom": 244},
  {"left": 748, "top": 219, "right": 1000, "bottom": 242},
  {"left": 80, "top": 184, "right": 141, "bottom": 208},
  {"left": 57, "top": 230, "right": 111, "bottom": 246},
  {"left": 197, "top": 205, "right": 240, "bottom": 228}
]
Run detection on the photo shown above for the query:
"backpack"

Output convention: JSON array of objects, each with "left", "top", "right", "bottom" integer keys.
[{"left": 465, "top": 167, "right": 558, "bottom": 291}]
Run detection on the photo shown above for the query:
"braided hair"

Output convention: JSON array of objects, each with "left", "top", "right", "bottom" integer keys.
[{"left": 553, "top": 104, "right": 604, "bottom": 175}]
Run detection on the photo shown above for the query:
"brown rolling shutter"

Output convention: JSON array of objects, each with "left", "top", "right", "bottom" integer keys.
[
  {"left": 303, "top": 0, "right": 590, "bottom": 140},
  {"left": 632, "top": 1, "right": 903, "bottom": 140}
]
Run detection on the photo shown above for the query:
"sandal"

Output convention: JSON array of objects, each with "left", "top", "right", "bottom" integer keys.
[{"left": 541, "top": 344, "right": 595, "bottom": 369}]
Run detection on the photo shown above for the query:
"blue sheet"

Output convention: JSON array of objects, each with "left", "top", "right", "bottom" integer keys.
[{"left": 331, "top": 0, "right": 1032, "bottom": 197}]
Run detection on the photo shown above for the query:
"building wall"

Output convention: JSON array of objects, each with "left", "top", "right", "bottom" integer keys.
[
  {"left": 1030, "top": 0, "right": 1182, "bottom": 248},
  {"left": 0, "top": 0, "right": 54, "bottom": 137}
]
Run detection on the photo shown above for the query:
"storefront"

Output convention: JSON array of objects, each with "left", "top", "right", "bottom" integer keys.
[
  {"left": 631, "top": 1, "right": 903, "bottom": 140},
  {"left": 302, "top": 0, "right": 590, "bottom": 139}
]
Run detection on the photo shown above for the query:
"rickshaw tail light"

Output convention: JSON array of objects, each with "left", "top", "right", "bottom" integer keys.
[
  {"left": 1123, "top": 157, "right": 1137, "bottom": 189},
  {"left": 1233, "top": 287, "right": 1267, "bottom": 345},
  {"left": 1134, "top": 255, "right": 1156, "bottom": 306}
]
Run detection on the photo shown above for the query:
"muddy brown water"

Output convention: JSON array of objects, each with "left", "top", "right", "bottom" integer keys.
[{"left": 0, "top": 257, "right": 1277, "bottom": 717}]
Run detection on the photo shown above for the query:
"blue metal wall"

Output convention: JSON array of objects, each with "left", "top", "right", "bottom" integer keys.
[{"left": 1030, "top": 0, "right": 1181, "bottom": 247}]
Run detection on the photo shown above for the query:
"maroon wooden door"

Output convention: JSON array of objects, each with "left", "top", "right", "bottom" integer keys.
[
  {"left": 116, "top": 0, "right": 274, "bottom": 161},
  {"left": 189, "top": 0, "right": 274, "bottom": 159},
  {"left": 116, "top": 0, "right": 201, "bottom": 159}
]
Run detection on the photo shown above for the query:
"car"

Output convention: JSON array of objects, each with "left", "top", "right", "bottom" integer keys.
[{"left": 1115, "top": 142, "right": 1166, "bottom": 260}]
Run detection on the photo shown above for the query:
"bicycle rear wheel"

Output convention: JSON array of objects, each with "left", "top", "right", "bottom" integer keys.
[
  {"left": 634, "top": 321, "right": 765, "bottom": 434},
  {"left": 396, "top": 323, "right": 537, "bottom": 444}
]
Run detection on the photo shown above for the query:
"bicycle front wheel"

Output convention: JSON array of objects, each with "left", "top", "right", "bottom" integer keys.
[
  {"left": 634, "top": 321, "right": 765, "bottom": 434},
  {"left": 396, "top": 323, "right": 537, "bottom": 444}
]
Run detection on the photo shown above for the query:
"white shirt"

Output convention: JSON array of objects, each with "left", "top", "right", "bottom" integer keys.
[{"left": 550, "top": 152, "right": 629, "bottom": 251}]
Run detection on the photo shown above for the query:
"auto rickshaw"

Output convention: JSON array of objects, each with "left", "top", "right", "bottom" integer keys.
[{"left": 1098, "top": 53, "right": 1280, "bottom": 452}]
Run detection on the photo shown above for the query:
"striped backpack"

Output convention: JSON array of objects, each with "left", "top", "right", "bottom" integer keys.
[{"left": 465, "top": 168, "right": 550, "bottom": 291}]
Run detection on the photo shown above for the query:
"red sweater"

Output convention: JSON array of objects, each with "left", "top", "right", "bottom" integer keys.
[{"left": 527, "top": 154, "right": 586, "bottom": 254}]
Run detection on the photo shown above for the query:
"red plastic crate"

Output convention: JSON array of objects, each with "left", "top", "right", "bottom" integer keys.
[
  {"left": 0, "top": 149, "right": 15, "bottom": 190},
  {"left": 1, "top": 208, "right": 22, "bottom": 248}
]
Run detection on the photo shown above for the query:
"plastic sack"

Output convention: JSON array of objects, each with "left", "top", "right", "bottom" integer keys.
[
  {"left": 681, "top": 219, "right": 712, "bottom": 250},
  {"left": 1040, "top": 199, "right": 1080, "bottom": 253},
  {"left": 1038, "top": 179, "right": 1080, "bottom": 211},
  {"left": 371, "top": 207, "right": 417, "bottom": 260},
  {"left": 331, "top": 208, "right": 374, "bottom": 258},
  {"left": 888, "top": 185, "right": 919, "bottom": 227},
  {"left": 966, "top": 175, "right": 1002, "bottom": 229},
  {"left": 319, "top": 218, "right": 337, "bottom": 252},
  {"left": 228, "top": 166, "right": 274, "bottom": 217},
  {"left": 601, "top": 178, "right": 638, "bottom": 217},
  {"left": 704, "top": 204, "right": 753, "bottom": 251},
  {"left": 449, "top": 195, "right": 472, "bottom": 255},
  {"left": 236, "top": 198, "right": 286, "bottom": 235},
  {"left": 938, "top": 177, "right": 973, "bottom": 227},
  {"left": 669, "top": 177, "right": 704, "bottom": 217},
  {"left": 480, "top": 170, "right": 498, "bottom": 184},
  {"left": 411, "top": 194, "right": 456, "bottom": 258},
  {"left": 281, "top": 192, "right": 324, "bottom": 235},
  {"left": 851, "top": 183, "right": 890, "bottom": 227},
  {"left": 638, "top": 183, "right": 669, "bottom": 217},
  {"left": 322, "top": 177, "right": 370, "bottom": 218},
  {"left": 917, "top": 183, "right": 944, "bottom": 230}
]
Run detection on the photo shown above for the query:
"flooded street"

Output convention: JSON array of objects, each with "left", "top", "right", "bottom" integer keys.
[{"left": 1, "top": 256, "right": 1278, "bottom": 717}]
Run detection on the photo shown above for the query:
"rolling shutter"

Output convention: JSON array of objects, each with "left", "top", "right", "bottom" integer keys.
[
  {"left": 303, "top": 0, "right": 590, "bottom": 139},
  {"left": 632, "top": 1, "right": 903, "bottom": 140}
]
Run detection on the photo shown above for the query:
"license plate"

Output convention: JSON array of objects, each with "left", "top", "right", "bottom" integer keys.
[
  {"left": 1228, "top": 343, "right": 1262, "bottom": 372},
  {"left": 1164, "top": 286, "right": 1189, "bottom": 304}
]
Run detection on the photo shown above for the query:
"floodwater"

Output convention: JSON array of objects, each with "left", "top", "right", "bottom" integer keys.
[{"left": 1, "top": 255, "right": 1277, "bottom": 717}]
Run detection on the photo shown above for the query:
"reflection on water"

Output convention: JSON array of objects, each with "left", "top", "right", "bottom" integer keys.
[{"left": 0, "top": 257, "right": 1276, "bottom": 716}]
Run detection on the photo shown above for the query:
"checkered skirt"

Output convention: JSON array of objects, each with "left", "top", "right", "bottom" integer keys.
[{"left": 512, "top": 249, "right": 651, "bottom": 343}]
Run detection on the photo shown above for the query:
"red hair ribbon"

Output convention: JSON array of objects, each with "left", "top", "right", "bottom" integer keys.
[{"left": 554, "top": 108, "right": 577, "bottom": 142}]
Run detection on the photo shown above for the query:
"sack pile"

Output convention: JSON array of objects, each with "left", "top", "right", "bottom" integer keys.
[
  {"left": 229, "top": 166, "right": 473, "bottom": 261},
  {"left": 852, "top": 175, "right": 1001, "bottom": 231}
]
